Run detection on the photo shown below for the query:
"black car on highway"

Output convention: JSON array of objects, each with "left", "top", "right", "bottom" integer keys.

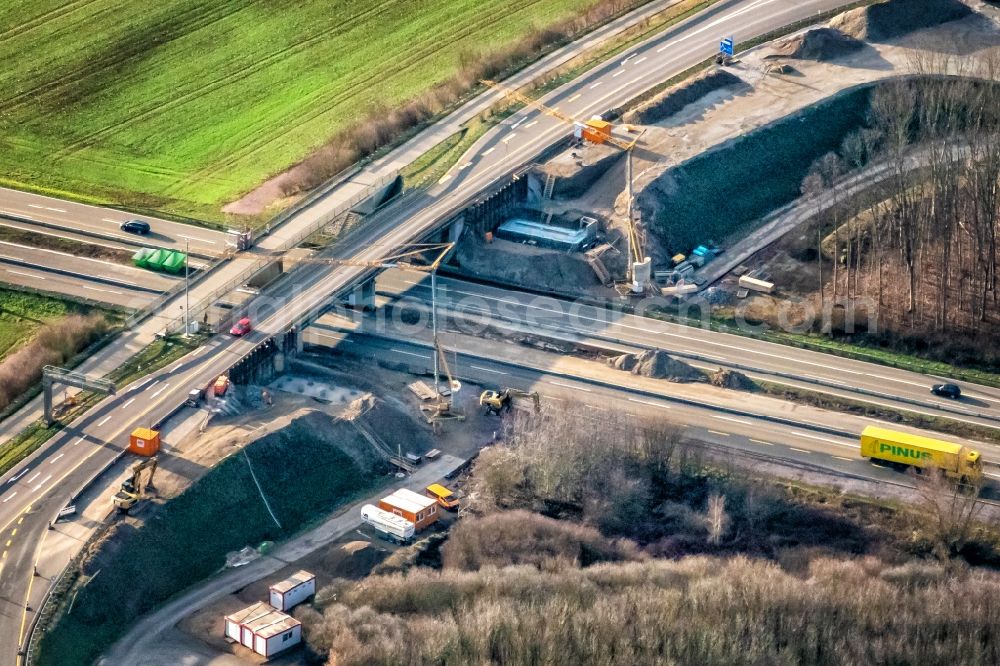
[
  {"left": 120, "top": 219, "right": 151, "bottom": 235},
  {"left": 931, "top": 383, "right": 962, "bottom": 399}
]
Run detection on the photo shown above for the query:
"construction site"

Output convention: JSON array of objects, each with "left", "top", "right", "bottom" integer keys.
[{"left": 22, "top": 2, "right": 1000, "bottom": 665}]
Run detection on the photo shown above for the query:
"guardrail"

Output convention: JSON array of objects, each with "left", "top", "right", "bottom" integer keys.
[
  {"left": 158, "top": 171, "right": 399, "bottom": 336},
  {"left": 22, "top": 447, "right": 127, "bottom": 665}
]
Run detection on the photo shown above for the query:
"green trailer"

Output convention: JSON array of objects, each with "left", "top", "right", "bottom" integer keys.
[
  {"left": 161, "top": 250, "right": 187, "bottom": 274},
  {"left": 132, "top": 247, "right": 155, "bottom": 268}
]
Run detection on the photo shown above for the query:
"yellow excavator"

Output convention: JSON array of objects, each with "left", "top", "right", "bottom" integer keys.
[
  {"left": 113, "top": 456, "right": 158, "bottom": 512},
  {"left": 479, "top": 388, "right": 541, "bottom": 416}
]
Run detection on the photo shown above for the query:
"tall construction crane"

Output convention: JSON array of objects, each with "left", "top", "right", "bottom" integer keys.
[
  {"left": 281, "top": 242, "right": 461, "bottom": 416},
  {"left": 483, "top": 79, "right": 649, "bottom": 293}
]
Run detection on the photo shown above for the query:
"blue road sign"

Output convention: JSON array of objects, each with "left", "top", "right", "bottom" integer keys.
[{"left": 720, "top": 37, "right": 734, "bottom": 56}]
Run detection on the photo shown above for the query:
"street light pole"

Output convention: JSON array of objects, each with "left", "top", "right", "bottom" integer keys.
[
  {"left": 431, "top": 269, "right": 439, "bottom": 396},
  {"left": 184, "top": 239, "right": 190, "bottom": 336}
]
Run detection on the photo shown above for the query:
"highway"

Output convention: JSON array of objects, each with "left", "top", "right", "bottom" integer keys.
[
  {"left": 375, "top": 271, "right": 1000, "bottom": 430},
  {"left": 0, "top": 186, "right": 227, "bottom": 258},
  {"left": 0, "top": 1, "right": 886, "bottom": 661},
  {"left": 0, "top": 241, "right": 176, "bottom": 309},
  {"left": 304, "top": 321, "right": 1000, "bottom": 488}
]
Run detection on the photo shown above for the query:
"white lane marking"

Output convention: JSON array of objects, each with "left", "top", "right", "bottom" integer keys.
[
  {"left": 459, "top": 161, "right": 473, "bottom": 170},
  {"left": 589, "top": 81, "right": 602, "bottom": 89},
  {"left": 502, "top": 133, "right": 517, "bottom": 144},
  {"left": 33, "top": 474, "right": 52, "bottom": 491},
  {"left": 865, "top": 373, "right": 928, "bottom": 388},
  {"left": 629, "top": 77, "right": 643, "bottom": 84},
  {"left": 794, "top": 432, "right": 859, "bottom": 449},
  {"left": 177, "top": 234, "right": 216, "bottom": 245},
  {"left": 2, "top": 492, "right": 17, "bottom": 503},
  {"left": 714, "top": 415, "right": 752, "bottom": 425},
  {"left": 121, "top": 397, "right": 135, "bottom": 409},
  {"left": 833, "top": 456, "right": 855, "bottom": 462},
  {"left": 83, "top": 285, "right": 125, "bottom": 295},
  {"left": 789, "top": 447, "right": 810, "bottom": 454},
  {"left": 482, "top": 147, "right": 496, "bottom": 156},
  {"left": 707, "top": 430, "right": 730, "bottom": 437},
  {"left": 50, "top": 453, "right": 64, "bottom": 464},
  {"left": 8, "top": 468, "right": 29, "bottom": 483},
  {"left": 470, "top": 365, "right": 507, "bottom": 375},
  {"left": 102, "top": 218, "right": 119, "bottom": 223},
  {"left": 987, "top": 472, "right": 1000, "bottom": 480},
  {"left": 511, "top": 118, "right": 526, "bottom": 130},
  {"left": 391, "top": 349, "right": 428, "bottom": 359},
  {"left": 550, "top": 380, "right": 590, "bottom": 392},
  {"left": 28, "top": 204, "right": 44, "bottom": 209},
  {"left": 151, "top": 382, "right": 171, "bottom": 398},
  {"left": 523, "top": 120, "right": 538, "bottom": 129},
  {"left": 97, "top": 415, "right": 112, "bottom": 426},
  {"left": 26, "top": 472, "right": 40, "bottom": 485},
  {"left": 612, "top": 69, "right": 625, "bottom": 77},
  {"left": 750, "top": 438, "right": 773, "bottom": 446},
  {"left": 627, "top": 398, "right": 670, "bottom": 409},
  {"left": 633, "top": 56, "right": 647, "bottom": 64},
  {"left": 7, "top": 270, "right": 43, "bottom": 279},
  {"left": 73, "top": 436, "right": 85, "bottom": 447},
  {"left": 566, "top": 93, "right": 582, "bottom": 103},
  {"left": 191, "top": 346, "right": 206, "bottom": 356}
]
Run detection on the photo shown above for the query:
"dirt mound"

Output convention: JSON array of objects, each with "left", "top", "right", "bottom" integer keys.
[
  {"left": 609, "top": 349, "right": 702, "bottom": 381},
  {"left": 346, "top": 393, "right": 436, "bottom": 457},
  {"left": 624, "top": 69, "right": 742, "bottom": 125},
  {"left": 830, "top": 0, "right": 972, "bottom": 41},
  {"left": 768, "top": 28, "right": 864, "bottom": 61},
  {"left": 454, "top": 236, "right": 601, "bottom": 294},
  {"left": 322, "top": 540, "right": 388, "bottom": 580},
  {"left": 710, "top": 369, "right": 756, "bottom": 391}
]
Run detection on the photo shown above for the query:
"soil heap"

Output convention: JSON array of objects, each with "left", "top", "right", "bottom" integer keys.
[
  {"left": 624, "top": 69, "right": 742, "bottom": 125},
  {"left": 768, "top": 28, "right": 864, "bottom": 61},
  {"left": 830, "top": 0, "right": 971, "bottom": 41},
  {"left": 609, "top": 349, "right": 702, "bottom": 381},
  {"left": 710, "top": 369, "right": 756, "bottom": 391}
]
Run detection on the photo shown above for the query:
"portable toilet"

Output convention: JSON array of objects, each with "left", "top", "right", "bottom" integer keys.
[{"left": 128, "top": 427, "right": 160, "bottom": 456}]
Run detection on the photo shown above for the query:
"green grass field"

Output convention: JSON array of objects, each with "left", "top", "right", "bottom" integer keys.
[
  {"left": 0, "top": 0, "right": 593, "bottom": 221},
  {"left": 0, "top": 289, "right": 76, "bottom": 360}
]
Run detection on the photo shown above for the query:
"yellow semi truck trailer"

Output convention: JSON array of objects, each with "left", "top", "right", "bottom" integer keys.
[{"left": 860, "top": 426, "right": 982, "bottom": 480}]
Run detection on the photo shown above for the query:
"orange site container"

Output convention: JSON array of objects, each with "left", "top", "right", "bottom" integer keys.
[
  {"left": 214, "top": 375, "right": 230, "bottom": 396},
  {"left": 581, "top": 119, "right": 613, "bottom": 145},
  {"left": 129, "top": 427, "right": 160, "bottom": 456}
]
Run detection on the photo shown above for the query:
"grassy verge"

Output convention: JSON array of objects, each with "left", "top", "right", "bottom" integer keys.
[
  {"left": 36, "top": 414, "right": 387, "bottom": 665},
  {"left": 0, "top": 334, "right": 203, "bottom": 478},
  {"left": 0, "top": 226, "right": 132, "bottom": 265},
  {"left": 755, "top": 380, "right": 1000, "bottom": 445},
  {"left": 0, "top": 290, "right": 77, "bottom": 360}
]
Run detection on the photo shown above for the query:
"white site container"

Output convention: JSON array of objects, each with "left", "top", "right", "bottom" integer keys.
[
  {"left": 269, "top": 570, "right": 316, "bottom": 612},
  {"left": 224, "top": 601, "right": 302, "bottom": 658},
  {"left": 361, "top": 503, "right": 415, "bottom": 543}
]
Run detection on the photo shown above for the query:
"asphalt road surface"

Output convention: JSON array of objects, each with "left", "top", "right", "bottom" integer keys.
[
  {"left": 0, "top": 186, "right": 228, "bottom": 259},
  {"left": 0, "top": 1, "right": 875, "bottom": 660},
  {"left": 375, "top": 270, "right": 1000, "bottom": 430}
]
